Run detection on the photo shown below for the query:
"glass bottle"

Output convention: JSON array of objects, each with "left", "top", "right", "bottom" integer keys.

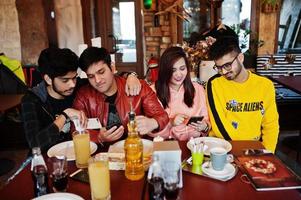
[
  {"left": 31, "top": 147, "right": 49, "bottom": 197},
  {"left": 147, "top": 155, "right": 164, "bottom": 200},
  {"left": 124, "top": 107, "right": 144, "bottom": 181}
]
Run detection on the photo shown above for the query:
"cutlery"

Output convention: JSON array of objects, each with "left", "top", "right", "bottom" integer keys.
[
  {"left": 5, "top": 156, "right": 32, "bottom": 185},
  {"left": 181, "top": 157, "right": 192, "bottom": 168},
  {"left": 204, "top": 160, "right": 211, "bottom": 169}
]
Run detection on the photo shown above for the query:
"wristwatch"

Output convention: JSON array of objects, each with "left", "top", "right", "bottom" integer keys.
[{"left": 60, "top": 111, "right": 70, "bottom": 123}]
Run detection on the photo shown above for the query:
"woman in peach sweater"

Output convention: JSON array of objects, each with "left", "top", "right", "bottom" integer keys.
[{"left": 151, "top": 47, "right": 210, "bottom": 140}]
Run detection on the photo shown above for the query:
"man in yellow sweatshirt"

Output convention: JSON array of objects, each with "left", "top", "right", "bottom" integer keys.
[{"left": 206, "top": 36, "right": 279, "bottom": 152}]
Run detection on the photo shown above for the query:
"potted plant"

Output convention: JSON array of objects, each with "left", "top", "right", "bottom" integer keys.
[
  {"left": 261, "top": 0, "right": 280, "bottom": 13},
  {"left": 230, "top": 24, "right": 264, "bottom": 69}
]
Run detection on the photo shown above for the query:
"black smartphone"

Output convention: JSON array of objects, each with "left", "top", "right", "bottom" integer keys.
[
  {"left": 69, "top": 169, "right": 89, "bottom": 183},
  {"left": 106, "top": 122, "right": 122, "bottom": 130},
  {"left": 187, "top": 116, "right": 204, "bottom": 125}
]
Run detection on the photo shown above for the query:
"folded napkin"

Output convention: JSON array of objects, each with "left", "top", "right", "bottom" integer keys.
[{"left": 96, "top": 152, "right": 125, "bottom": 170}]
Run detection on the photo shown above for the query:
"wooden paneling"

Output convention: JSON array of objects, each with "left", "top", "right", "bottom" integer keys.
[
  {"left": 258, "top": 1, "right": 281, "bottom": 55},
  {"left": 81, "top": 0, "right": 92, "bottom": 46}
]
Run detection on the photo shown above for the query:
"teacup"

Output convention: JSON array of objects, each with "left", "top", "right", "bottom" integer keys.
[{"left": 210, "top": 147, "right": 231, "bottom": 171}]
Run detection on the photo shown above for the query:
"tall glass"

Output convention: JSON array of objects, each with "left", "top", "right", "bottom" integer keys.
[
  {"left": 72, "top": 130, "right": 90, "bottom": 168},
  {"left": 49, "top": 156, "right": 68, "bottom": 192},
  {"left": 163, "top": 161, "right": 180, "bottom": 200},
  {"left": 88, "top": 154, "right": 111, "bottom": 200}
]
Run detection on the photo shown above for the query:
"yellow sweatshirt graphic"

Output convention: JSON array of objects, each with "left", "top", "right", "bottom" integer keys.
[{"left": 207, "top": 71, "right": 279, "bottom": 152}]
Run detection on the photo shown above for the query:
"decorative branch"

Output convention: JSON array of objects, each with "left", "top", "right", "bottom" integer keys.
[{"left": 155, "top": 0, "right": 191, "bottom": 21}]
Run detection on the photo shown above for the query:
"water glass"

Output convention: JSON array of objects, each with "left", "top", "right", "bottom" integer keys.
[
  {"left": 72, "top": 130, "right": 91, "bottom": 168},
  {"left": 163, "top": 161, "right": 180, "bottom": 200},
  {"left": 88, "top": 154, "right": 111, "bottom": 200},
  {"left": 49, "top": 156, "right": 68, "bottom": 192}
]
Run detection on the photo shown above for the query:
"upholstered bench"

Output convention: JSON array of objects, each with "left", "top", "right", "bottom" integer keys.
[
  {"left": 257, "top": 54, "right": 301, "bottom": 160},
  {"left": 256, "top": 54, "right": 301, "bottom": 100}
]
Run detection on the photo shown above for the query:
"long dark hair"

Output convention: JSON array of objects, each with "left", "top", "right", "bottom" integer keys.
[{"left": 155, "top": 46, "right": 195, "bottom": 109}]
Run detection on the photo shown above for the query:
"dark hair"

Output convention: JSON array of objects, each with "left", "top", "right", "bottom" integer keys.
[
  {"left": 209, "top": 36, "right": 241, "bottom": 60},
  {"left": 203, "top": 25, "right": 238, "bottom": 40},
  {"left": 155, "top": 47, "right": 195, "bottom": 108},
  {"left": 79, "top": 47, "right": 111, "bottom": 72},
  {"left": 38, "top": 47, "right": 78, "bottom": 79}
]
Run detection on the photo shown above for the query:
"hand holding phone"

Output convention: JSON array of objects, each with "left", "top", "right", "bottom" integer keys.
[
  {"left": 187, "top": 116, "right": 204, "bottom": 125},
  {"left": 98, "top": 126, "right": 124, "bottom": 142},
  {"left": 172, "top": 114, "right": 189, "bottom": 126}
]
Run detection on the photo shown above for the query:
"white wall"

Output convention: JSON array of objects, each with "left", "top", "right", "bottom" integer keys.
[
  {"left": 0, "top": 0, "right": 21, "bottom": 60},
  {"left": 54, "top": 0, "right": 84, "bottom": 54}
]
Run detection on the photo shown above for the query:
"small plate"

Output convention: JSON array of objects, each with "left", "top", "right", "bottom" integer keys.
[
  {"left": 47, "top": 141, "right": 97, "bottom": 161},
  {"left": 32, "top": 192, "right": 84, "bottom": 200},
  {"left": 202, "top": 161, "right": 236, "bottom": 179},
  {"left": 108, "top": 139, "right": 153, "bottom": 155},
  {"left": 187, "top": 137, "right": 232, "bottom": 156},
  {"left": 108, "top": 139, "right": 153, "bottom": 166}
]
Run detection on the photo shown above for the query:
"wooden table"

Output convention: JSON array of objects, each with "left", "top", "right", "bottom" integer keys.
[
  {"left": 0, "top": 141, "right": 300, "bottom": 200},
  {"left": 0, "top": 94, "right": 24, "bottom": 112},
  {"left": 269, "top": 76, "right": 301, "bottom": 94}
]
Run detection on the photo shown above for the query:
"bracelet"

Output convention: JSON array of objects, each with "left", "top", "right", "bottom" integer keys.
[
  {"left": 60, "top": 111, "right": 70, "bottom": 122},
  {"left": 128, "top": 71, "right": 138, "bottom": 77}
]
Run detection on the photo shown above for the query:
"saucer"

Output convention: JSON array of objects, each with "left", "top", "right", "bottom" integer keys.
[
  {"left": 33, "top": 192, "right": 84, "bottom": 200},
  {"left": 187, "top": 137, "right": 232, "bottom": 156},
  {"left": 202, "top": 161, "right": 235, "bottom": 179}
]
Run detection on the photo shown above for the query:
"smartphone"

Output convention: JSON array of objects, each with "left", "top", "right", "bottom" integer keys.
[
  {"left": 106, "top": 121, "right": 122, "bottom": 130},
  {"left": 187, "top": 116, "right": 204, "bottom": 125},
  {"left": 69, "top": 169, "right": 89, "bottom": 183}
]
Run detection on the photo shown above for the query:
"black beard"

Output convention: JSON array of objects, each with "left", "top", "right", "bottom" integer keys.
[{"left": 52, "top": 83, "right": 71, "bottom": 98}]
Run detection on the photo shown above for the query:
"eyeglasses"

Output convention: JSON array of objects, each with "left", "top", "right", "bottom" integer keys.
[{"left": 213, "top": 54, "right": 239, "bottom": 73}]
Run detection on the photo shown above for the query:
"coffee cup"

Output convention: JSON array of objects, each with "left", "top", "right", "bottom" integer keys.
[{"left": 210, "top": 147, "right": 231, "bottom": 171}]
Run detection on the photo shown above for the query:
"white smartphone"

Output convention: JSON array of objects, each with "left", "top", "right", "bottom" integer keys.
[{"left": 87, "top": 118, "right": 102, "bottom": 129}]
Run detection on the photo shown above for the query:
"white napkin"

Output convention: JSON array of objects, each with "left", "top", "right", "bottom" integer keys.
[{"left": 96, "top": 153, "right": 125, "bottom": 170}]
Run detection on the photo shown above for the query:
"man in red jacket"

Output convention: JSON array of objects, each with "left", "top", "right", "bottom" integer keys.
[{"left": 73, "top": 47, "right": 169, "bottom": 143}]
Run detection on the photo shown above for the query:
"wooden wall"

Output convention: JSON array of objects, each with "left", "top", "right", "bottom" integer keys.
[
  {"left": 16, "top": 0, "right": 48, "bottom": 65},
  {"left": 258, "top": 12, "right": 279, "bottom": 55}
]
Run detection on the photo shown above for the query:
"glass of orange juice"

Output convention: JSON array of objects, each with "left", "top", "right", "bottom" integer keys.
[
  {"left": 88, "top": 154, "right": 111, "bottom": 200},
  {"left": 72, "top": 130, "right": 90, "bottom": 168}
]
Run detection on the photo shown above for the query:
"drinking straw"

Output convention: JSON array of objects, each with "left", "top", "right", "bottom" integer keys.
[
  {"left": 199, "top": 141, "right": 204, "bottom": 153},
  {"left": 59, "top": 143, "right": 69, "bottom": 174},
  {"left": 71, "top": 116, "right": 84, "bottom": 133}
]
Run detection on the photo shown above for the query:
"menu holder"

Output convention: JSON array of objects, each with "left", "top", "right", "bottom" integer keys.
[
  {"left": 236, "top": 153, "right": 301, "bottom": 191},
  {"left": 181, "top": 157, "right": 238, "bottom": 182},
  {"left": 153, "top": 141, "right": 183, "bottom": 188}
]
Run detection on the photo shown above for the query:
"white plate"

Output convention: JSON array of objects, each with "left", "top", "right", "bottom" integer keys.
[
  {"left": 108, "top": 139, "right": 153, "bottom": 155},
  {"left": 202, "top": 161, "right": 236, "bottom": 179},
  {"left": 47, "top": 141, "right": 97, "bottom": 161},
  {"left": 187, "top": 137, "right": 232, "bottom": 156},
  {"left": 32, "top": 192, "right": 84, "bottom": 200}
]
